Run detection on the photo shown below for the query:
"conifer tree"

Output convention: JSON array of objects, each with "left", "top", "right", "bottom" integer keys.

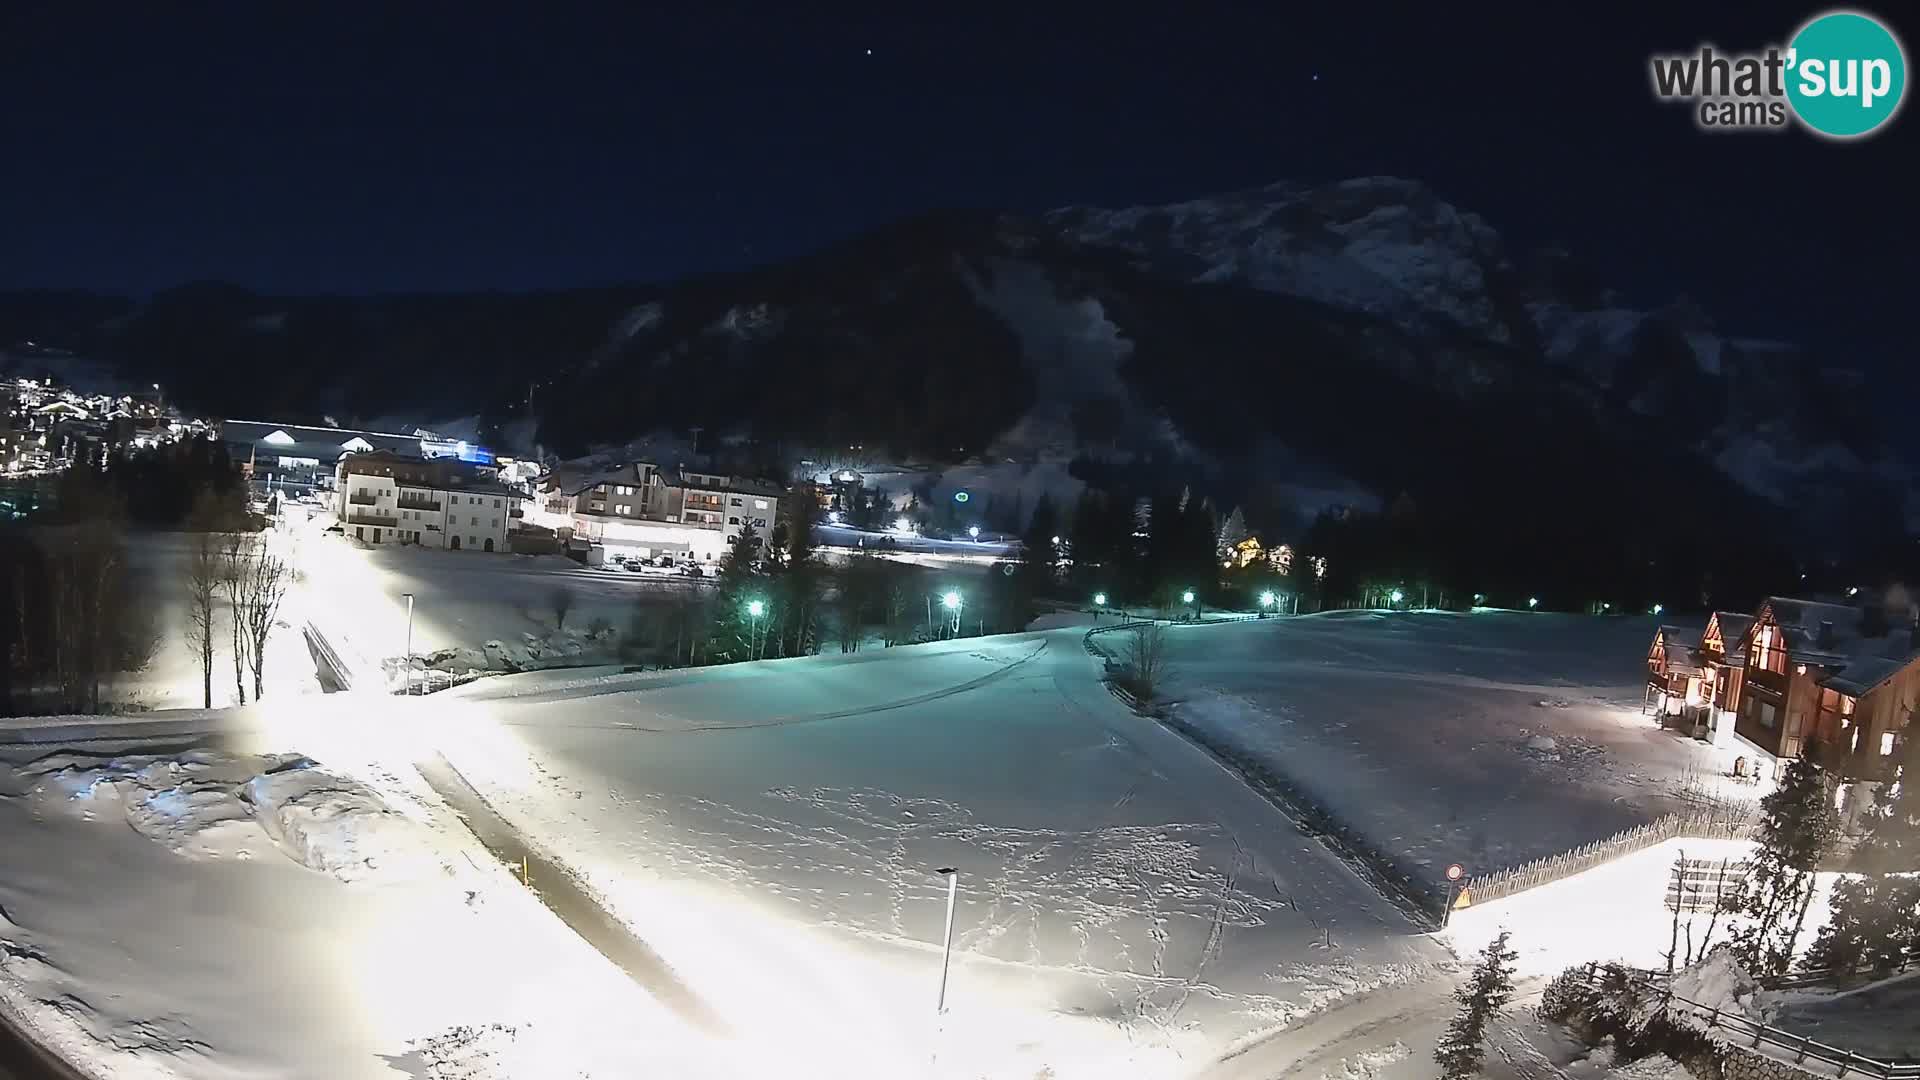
[{"left": 1435, "top": 931, "right": 1518, "bottom": 1080}]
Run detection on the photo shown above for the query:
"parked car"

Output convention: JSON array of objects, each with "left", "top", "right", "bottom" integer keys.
[{"left": 623, "top": 560, "right": 646, "bottom": 573}]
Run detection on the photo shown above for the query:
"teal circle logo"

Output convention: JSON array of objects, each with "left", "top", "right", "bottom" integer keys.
[{"left": 1786, "top": 10, "right": 1907, "bottom": 138}]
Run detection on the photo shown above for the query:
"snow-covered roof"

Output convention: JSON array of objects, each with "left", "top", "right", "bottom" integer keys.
[{"left": 1754, "top": 596, "right": 1920, "bottom": 698}]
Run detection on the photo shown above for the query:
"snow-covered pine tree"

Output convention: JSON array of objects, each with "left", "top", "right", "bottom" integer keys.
[
  {"left": 1435, "top": 931, "right": 1518, "bottom": 1080},
  {"left": 1218, "top": 505, "right": 1248, "bottom": 560},
  {"left": 1807, "top": 732, "right": 1919, "bottom": 974},
  {"left": 1731, "top": 755, "right": 1840, "bottom": 977}
]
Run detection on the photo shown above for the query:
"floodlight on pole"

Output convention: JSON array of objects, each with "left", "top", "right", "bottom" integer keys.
[
  {"left": 1259, "top": 591, "right": 1275, "bottom": 608},
  {"left": 1182, "top": 590, "right": 1195, "bottom": 604},
  {"left": 968, "top": 525, "right": 980, "bottom": 539},
  {"left": 942, "top": 591, "right": 961, "bottom": 610},
  {"left": 746, "top": 598, "right": 766, "bottom": 659},
  {"left": 1093, "top": 592, "right": 1107, "bottom": 607},
  {"left": 1390, "top": 588, "right": 1404, "bottom": 605}
]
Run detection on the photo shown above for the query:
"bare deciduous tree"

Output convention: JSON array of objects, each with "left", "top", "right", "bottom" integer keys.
[
  {"left": 184, "top": 530, "right": 222, "bottom": 708},
  {"left": 235, "top": 543, "right": 290, "bottom": 701},
  {"left": 1124, "top": 623, "right": 1172, "bottom": 701},
  {"left": 219, "top": 533, "right": 249, "bottom": 705}
]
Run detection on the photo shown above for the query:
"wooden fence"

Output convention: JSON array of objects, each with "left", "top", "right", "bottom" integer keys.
[{"left": 1463, "top": 807, "right": 1758, "bottom": 907}]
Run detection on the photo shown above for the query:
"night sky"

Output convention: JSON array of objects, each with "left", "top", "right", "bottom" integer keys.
[{"left": 1, "top": 5, "right": 1911, "bottom": 371}]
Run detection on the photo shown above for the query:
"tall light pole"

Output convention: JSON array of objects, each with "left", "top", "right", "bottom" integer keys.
[
  {"left": 942, "top": 590, "right": 962, "bottom": 637},
  {"left": 747, "top": 598, "right": 766, "bottom": 659},
  {"left": 402, "top": 592, "right": 415, "bottom": 695}
]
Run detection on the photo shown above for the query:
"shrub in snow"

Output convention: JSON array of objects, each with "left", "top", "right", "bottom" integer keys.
[
  {"left": 1435, "top": 930, "right": 1517, "bottom": 1080},
  {"left": 1542, "top": 961, "right": 1729, "bottom": 1080}
]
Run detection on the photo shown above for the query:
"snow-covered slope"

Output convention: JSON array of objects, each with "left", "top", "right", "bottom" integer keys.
[{"left": 1052, "top": 176, "right": 1520, "bottom": 343}]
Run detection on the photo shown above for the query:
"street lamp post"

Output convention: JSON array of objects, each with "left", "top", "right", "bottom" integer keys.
[
  {"left": 1182, "top": 589, "right": 1197, "bottom": 620},
  {"left": 747, "top": 598, "right": 766, "bottom": 659},
  {"left": 941, "top": 590, "right": 962, "bottom": 637},
  {"left": 1259, "top": 590, "right": 1275, "bottom": 618},
  {"left": 935, "top": 867, "right": 959, "bottom": 1014},
  {"left": 402, "top": 592, "right": 415, "bottom": 695}
]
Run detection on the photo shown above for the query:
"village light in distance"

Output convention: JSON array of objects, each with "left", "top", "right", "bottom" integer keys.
[
  {"left": 968, "top": 525, "right": 980, "bottom": 539},
  {"left": 1528, "top": 597, "right": 1539, "bottom": 609},
  {"left": 941, "top": 590, "right": 961, "bottom": 610},
  {"left": 1390, "top": 588, "right": 1404, "bottom": 604},
  {"left": 746, "top": 599, "right": 766, "bottom": 618},
  {"left": 1093, "top": 592, "right": 1107, "bottom": 606},
  {"left": 1652, "top": 603, "right": 1664, "bottom": 615},
  {"left": 1182, "top": 590, "right": 1195, "bottom": 604},
  {"left": 1259, "top": 591, "right": 1276, "bottom": 608}
]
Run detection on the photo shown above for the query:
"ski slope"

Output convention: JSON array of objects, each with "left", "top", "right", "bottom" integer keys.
[{"left": 433, "top": 628, "right": 1448, "bottom": 1078}]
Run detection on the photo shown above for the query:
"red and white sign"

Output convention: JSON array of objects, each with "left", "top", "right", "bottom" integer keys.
[{"left": 1445, "top": 863, "right": 1465, "bottom": 882}]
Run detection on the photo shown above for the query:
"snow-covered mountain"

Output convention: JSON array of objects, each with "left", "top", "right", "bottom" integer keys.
[
  {"left": 1047, "top": 176, "right": 1886, "bottom": 520},
  {"left": 1052, "top": 176, "right": 1523, "bottom": 344},
  {"left": 0, "top": 176, "right": 1900, "bottom": 545}
]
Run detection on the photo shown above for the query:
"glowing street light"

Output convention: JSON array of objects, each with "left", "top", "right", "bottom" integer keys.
[
  {"left": 1259, "top": 591, "right": 1276, "bottom": 608},
  {"left": 1527, "top": 597, "right": 1539, "bottom": 609},
  {"left": 1093, "top": 592, "right": 1107, "bottom": 606},
  {"left": 1389, "top": 588, "right": 1404, "bottom": 605},
  {"left": 746, "top": 597, "right": 766, "bottom": 659},
  {"left": 1050, "top": 535, "right": 1061, "bottom": 545},
  {"left": 1652, "top": 603, "right": 1664, "bottom": 615},
  {"left": 941, "top": 590, "right": 961, "bottom": 610},
  {"left": 1182, "top": 590, "right": 1195, "bottom": 604},
  {"left": 968, "top": 525, "right": 980, "bottom": 539}
]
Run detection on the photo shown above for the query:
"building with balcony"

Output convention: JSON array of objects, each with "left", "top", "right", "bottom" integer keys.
[
  {"left": 333, "top": 450, "right": 515, "bottom": 552},
  {"left": 535, "top": 461, "right": 787, "bottom": 563},
  {"left": 1646, "top": 597, "right": 1914, "bottom": 788}
]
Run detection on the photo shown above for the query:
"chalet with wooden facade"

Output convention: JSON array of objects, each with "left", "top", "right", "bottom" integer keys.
[{"left": 1647, "top": 597, "right": 1913, "bottom": 782}]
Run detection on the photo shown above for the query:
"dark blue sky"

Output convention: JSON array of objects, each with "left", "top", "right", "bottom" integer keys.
[{"left": 1, "top": 4, "right": 1911, "bottom": 369}]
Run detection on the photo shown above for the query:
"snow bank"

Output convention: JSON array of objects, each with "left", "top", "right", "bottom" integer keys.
[
  {"left": 0, "top": 732, "right": 731, "bottom": 1079},
  {"left": 1665, "top": 950, "right": 1763, "bottom": 1025},
  {"left": 9, "top": 749, "right": 442, "bottom": 881}
]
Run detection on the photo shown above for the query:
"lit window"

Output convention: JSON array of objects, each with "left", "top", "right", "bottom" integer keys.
[
  {"left": 1884, "top": 732, "right": 1898, "bottom": 756},
  {"left": 755, "top": 499, "right": 768, "bottom": 510}
]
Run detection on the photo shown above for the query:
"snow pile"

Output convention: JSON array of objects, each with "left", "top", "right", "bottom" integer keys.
[
  {"left": 1663, "top": 950, "right": 1763, "bottom": 1026},
  {"left": 1320, "top": 1041, "right": 1411, "bottom": 1080},
  {"left": 1560, "top": 1047, "right": 1694, "bottom": 1080},
  {"left": 241, "top": 764, "right": 445, "bottom": 883},
  {"left": 11, "top": 750, "right": 441, "bottom": 882}
]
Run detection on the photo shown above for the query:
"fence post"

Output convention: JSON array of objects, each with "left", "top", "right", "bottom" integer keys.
[
  {"left": 1796, "top": 1033, "right": 1813, "bottom": 1063},
  {"left": 1837, "top": 1050, "right": 1856, "bottom": 1079}
]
